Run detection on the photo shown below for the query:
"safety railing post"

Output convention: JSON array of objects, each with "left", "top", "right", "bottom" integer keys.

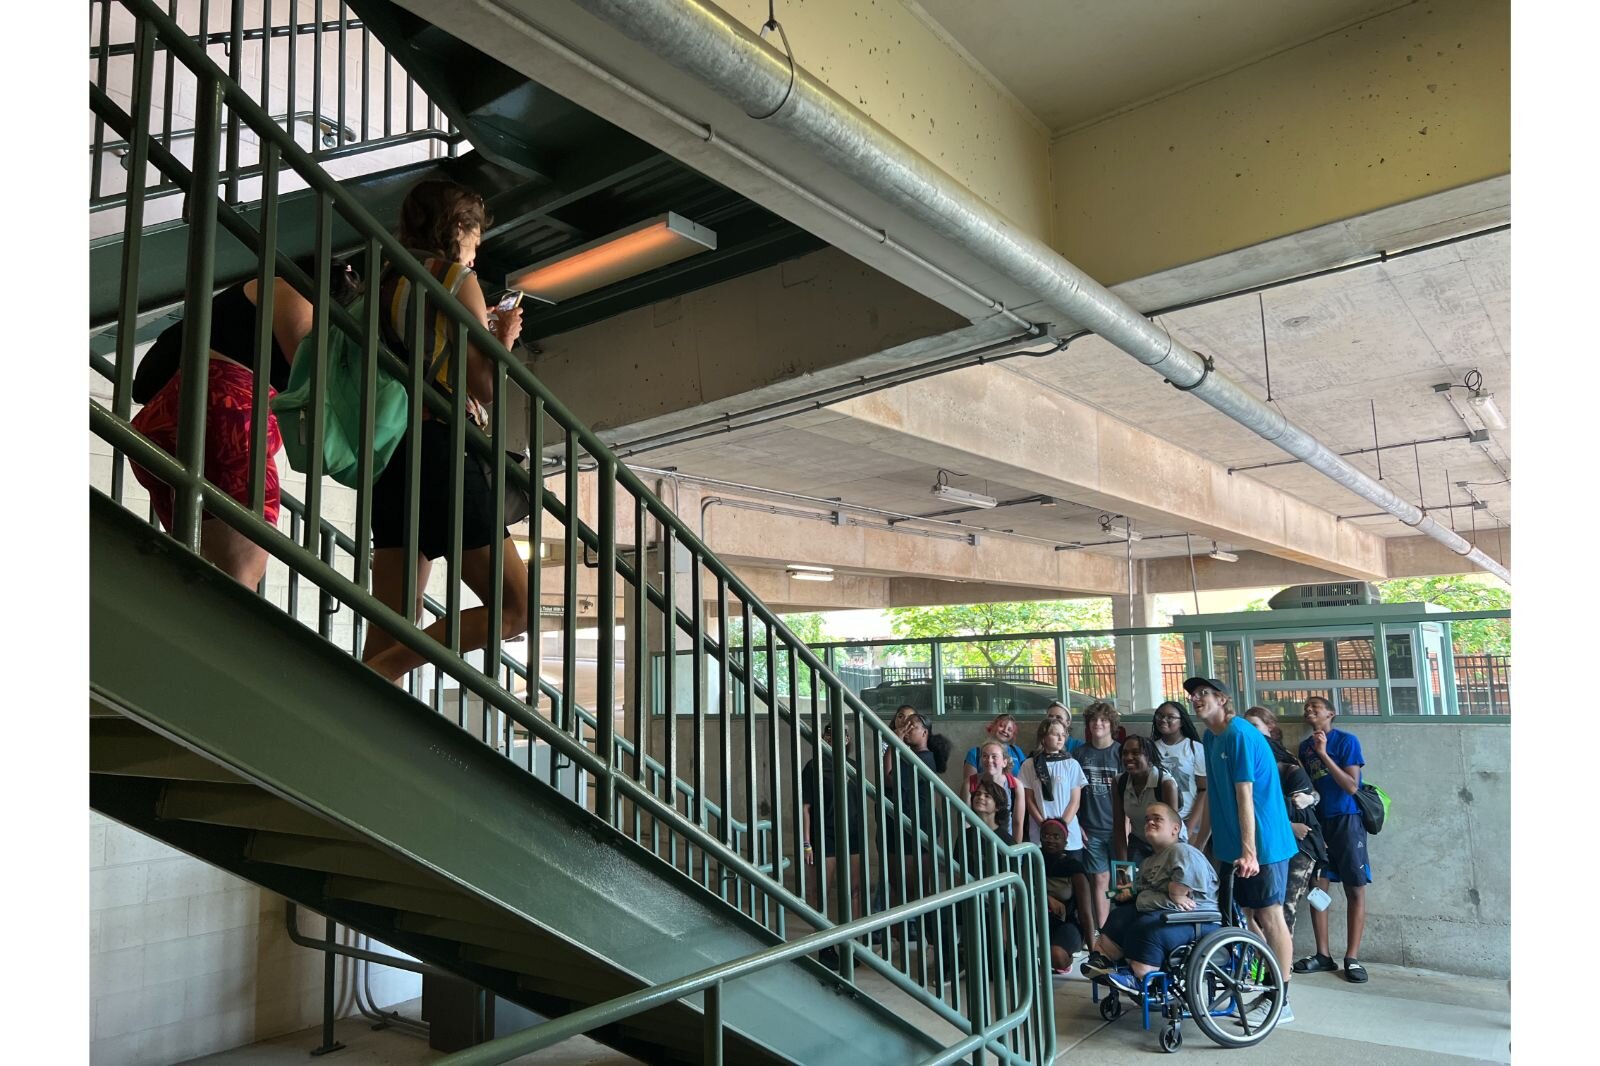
[
  {"left": 111, "top": 15, "right": 155, "bottom": 505},
  {"left": 828, "top": 679, "right": 854, "bottom": 981},
  {"left": 961, "top": 891, "right": 984, "bottom": 1066},
  {"left": 930, "top": 641, "right": 945, "bottom": 717},
  {"left": 173, "top": 72, "right": 223, "bottom": 552},
  {"left": 702, "top": 979, "right": 723, "bottom": 1066},
  {"left": 597, "top": 457, "right": 617, "bottom": 824}
]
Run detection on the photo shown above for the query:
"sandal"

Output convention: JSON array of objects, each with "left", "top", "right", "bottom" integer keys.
[
  {"left": 1293, "top": 952, "right": 1337, "bottom": 973},
  {"left": 1344, "top": 958, "right": 1369, "bottom": 983}
]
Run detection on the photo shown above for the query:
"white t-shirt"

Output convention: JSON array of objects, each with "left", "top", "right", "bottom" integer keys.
[
  {"left": 1155, "top": 736, "right": 1206, "bottom": 821},
  {"left": 1020, "top": 755, "right": 1088, "bottom": 849}
]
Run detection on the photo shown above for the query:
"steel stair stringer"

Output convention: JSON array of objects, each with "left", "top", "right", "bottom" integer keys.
[{"left": 88, "top": 491, "right": 941, "bottom": 1065}]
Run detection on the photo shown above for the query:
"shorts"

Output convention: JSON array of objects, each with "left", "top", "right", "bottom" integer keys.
[
  {"left": 1320, "top": 813, "right": 1372, "bottom": 886},
  {"left": 1100, "top": 903, "right": 1219, "bottom": 967},
  {"left": 1081, "top": 833, "right": 1114, "bottom": 874},
  {"left": 130, "top": 358, "right": 282, "bottom": 530},
  {"left": 371, "top": 420, "right": 507, "bottom": 560},
  {"left": 1049, "top": 913, "right": 1085, "bottom": 956},
  {"left": 809, "top": 818, "right": 863, "bottom": 858},
  {"left": 1221, "top": 858, "right": 1289, "bottom": 910}
]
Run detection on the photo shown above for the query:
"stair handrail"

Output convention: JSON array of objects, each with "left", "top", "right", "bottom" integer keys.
[
  {"left": 435, "top": 872, "right": 1027, "bottom": 1066},
  {"left": 93, "top": 2, "right": 1053, "bottom": 1057}
]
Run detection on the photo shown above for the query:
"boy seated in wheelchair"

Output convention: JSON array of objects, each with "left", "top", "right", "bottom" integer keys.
[{"left": 1082, "top": 802, "right": 1219, "bottom": 995}]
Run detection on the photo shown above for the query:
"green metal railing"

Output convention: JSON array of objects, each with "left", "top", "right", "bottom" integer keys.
[
  {"left": 89, "top": 0, "right": 461, "bottom": 211},
  {"left": 438, "top": 873, "right": 1028, "bottom": 1066},
  {"left": 87, "top": 1, "right": 1054, "bottom": 1060},
  {"left": 815, "top": 609, "right": 1512, "bottom": 722}
]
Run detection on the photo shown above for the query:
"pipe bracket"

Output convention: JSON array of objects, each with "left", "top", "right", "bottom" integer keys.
[
  {"left": 746, "top": 19, "right": 796, "bottom": 121},
  {"left": 1164, "top": 353, "right": 1214, "bottom": 393}
]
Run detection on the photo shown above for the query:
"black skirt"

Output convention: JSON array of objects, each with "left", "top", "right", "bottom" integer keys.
[{"left": 371, "top": 420, "right": 507, "bottom": 560}]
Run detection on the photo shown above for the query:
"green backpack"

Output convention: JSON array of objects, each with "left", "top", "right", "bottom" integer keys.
[
  {"left": 271, "top": 298, "right": 410, "bottom": 488},
  {"left": 272, "top": 263, "right": 466, "bottom": 488}
]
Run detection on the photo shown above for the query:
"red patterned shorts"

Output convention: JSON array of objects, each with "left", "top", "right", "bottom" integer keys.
[{"left": 130, "top": 357, "right": 282, "bottom": 531}]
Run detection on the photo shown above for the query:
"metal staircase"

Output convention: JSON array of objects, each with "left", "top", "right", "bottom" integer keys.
[{"left": 87, "top": 2, "right": 1054, "bottom": 1062}]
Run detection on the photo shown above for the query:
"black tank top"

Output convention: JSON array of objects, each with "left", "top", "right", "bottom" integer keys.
[{"left": 130, "top": 283, "right": 294, "bottom": 403}]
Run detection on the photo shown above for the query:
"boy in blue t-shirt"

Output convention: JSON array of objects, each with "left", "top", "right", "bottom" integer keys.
[
  {"left": 1186, "top": 677, "right": 1298, "bottom": 1026},
  {"left": 1295, "top": 696, "right": 1372, "bottom": 984}
]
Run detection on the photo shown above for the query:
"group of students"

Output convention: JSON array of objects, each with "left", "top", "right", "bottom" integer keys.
[
  {"left": 800, "top": 685, "right": 1373, "bottom": 1023},
  {"left": 127, "top": 178, "right": 530, "bottom": 683}
]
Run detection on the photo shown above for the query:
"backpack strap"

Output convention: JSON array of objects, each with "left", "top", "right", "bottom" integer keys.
[{"left": 379, "top": 257, "right": 474, "bottom": 382}]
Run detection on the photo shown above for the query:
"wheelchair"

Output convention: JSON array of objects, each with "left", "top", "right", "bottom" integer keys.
[{"left": 1085, "top": 869, "right": 1285, "bottom": 1053}]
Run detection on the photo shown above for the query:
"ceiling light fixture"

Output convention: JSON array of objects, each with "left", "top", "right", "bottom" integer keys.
[
  {"left": 930, "top": 470, "right": 998, "bottom": 509},
  {"left": 506, "top": 212, "right": 717, "bottom": 304},
  {"left": 1468, "top": 390, "right": 1507, "bottom": 430},
  {"left": 1208, "top": 542, "right": 1239, "bottom": 563},
  {"left": 1037, "top": 496, "right": 1058, "bottom": 507},
  {"left": 1098, "top": 515, "right": 1142, "bottom": 542},
  {"left": 786, "top": 563, "right": 834, "bottom": 583}
]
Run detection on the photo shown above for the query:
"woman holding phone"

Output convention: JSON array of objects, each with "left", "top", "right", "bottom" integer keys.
[{"left": 361, "top": 179, "right": 531, "bottom": 682}]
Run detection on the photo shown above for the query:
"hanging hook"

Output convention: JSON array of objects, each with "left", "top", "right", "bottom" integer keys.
[{"left": 748, "top": 2, "right": 796, "bottom": 121}]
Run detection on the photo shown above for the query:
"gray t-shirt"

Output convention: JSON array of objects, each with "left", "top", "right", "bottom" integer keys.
[
  {"left": 1073, "top": 743, "right": 1122, "bottom": 837},
  {"left": 1133, "top": 842, "right": 1217, "bottom": 913}
]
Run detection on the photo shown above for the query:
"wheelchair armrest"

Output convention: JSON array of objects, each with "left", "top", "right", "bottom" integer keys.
[{"left": 1160, "top": 910, "right": 1222, "bottom": 925}]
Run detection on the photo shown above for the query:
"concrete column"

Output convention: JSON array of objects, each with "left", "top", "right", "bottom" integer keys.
[{"left": 1113, "top": 594, "right": 1164, "bottom": 716}]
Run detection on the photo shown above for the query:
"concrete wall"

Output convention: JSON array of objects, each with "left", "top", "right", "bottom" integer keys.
[{"left": 90, "top": 815, "right": 421, "bottom": 1065}]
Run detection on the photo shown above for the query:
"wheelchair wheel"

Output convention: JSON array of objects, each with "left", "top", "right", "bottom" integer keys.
[
  {"left": 1099, "top": 991, "right": 1123, "bottom": 1020},
  {"left": 1183, "top": 928, "right": 1283, "bottom": 1048},
  {"left": 1160, "top": 1024, "right": 1183, "bottom": 1053}
]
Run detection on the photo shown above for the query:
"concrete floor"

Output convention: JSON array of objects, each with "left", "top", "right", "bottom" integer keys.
[{"left": 181, "top": 960, "right": 1509, "bottom": 1065}]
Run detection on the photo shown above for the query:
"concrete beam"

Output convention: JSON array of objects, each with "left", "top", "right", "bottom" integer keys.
[
  {"left": 1052, "top": 0, "right": 1509, "bottom": 286},
  {"left": 829, "top": 364, "right": 1390, "bottom": 579},
  {"left": 526, "top": 247, "right": 973, "bottom": 442},
  {"left": 696, "top": 489, "right": 1126, "bottom": 596},
  {"left": 1385, "top": 527, "right": 1509, "bottom": 580}
]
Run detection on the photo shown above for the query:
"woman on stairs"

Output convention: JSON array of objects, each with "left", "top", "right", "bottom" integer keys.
[{"left": 360, "top": 179, "right": 530, "bottom": 683}]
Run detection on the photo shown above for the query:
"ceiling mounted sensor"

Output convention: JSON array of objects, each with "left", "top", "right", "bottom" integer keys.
[
  {"left": 1208, "top": 543, "right": 1239, "bottom": 563},
  {"left": 787, "top": 564, "right": 834, "bottom": 582},
  {"left": 506, "top": 212, "right": 717, "bottom": 304},
  {"left": 930, "top": 469, "right": 998, "bottom": 509},
  {"left": 1098, "top": 515, "right": 1142, "bottom": 542}
]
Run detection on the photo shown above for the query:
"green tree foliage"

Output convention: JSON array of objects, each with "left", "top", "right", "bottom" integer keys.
[
  {"left": 1377, "top": 576, "right": 1510, "bottom": 655},
  {"left": 778, "top": 612, "right": 830, "bottom": 646},
  {"left": 886, "top": 599, "right": 1113, "bottom": 669}
]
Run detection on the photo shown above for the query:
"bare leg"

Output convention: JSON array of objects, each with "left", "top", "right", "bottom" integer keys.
[
  {"left": 1091, "top": 871, "right": 1111, "bottom": 929},
  {"left": 1248, "top": 905, "right": 1294, "bottom": 989},
  {"left": 364, "top": 538, "right": 529, "bottom": 682},
  {"left": 1345, "top": 884, "right": 1367, "bottom": 960},
  {"left": 362, "top": 546, "right": 431, "bottom": 684},
  {"left": 199, "top": 518, "right": 269, "bottom": 588},
  {"left": 1310, "top": 875, "right": 1333, "bottom": 957},
  {"left": 847, "top": 853, "right": 864, "bottom": 921}
]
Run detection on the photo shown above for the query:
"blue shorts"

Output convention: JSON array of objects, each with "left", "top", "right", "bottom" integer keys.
[
  {"left": 1320, "top": 813, "right": 1372, "bottom": 887},
  {"left": 1219, "top": 858, "right": 1289, "bottom": 910},
  {"left": 1101, "top": 904, "right": 1220, "bottom": 967},
  {"left": 1081, "top": 833, "right": 1114, "bottom": 874}
]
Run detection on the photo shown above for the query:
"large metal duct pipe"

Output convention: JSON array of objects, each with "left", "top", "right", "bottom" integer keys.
[{"left": 572, "top": 0, "right": 1510, "bottom": 583}]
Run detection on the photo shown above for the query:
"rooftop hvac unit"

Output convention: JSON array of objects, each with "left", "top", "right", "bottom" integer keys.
[{"left": 1267, "top": 581, "right": 1380, "bottom": 610}]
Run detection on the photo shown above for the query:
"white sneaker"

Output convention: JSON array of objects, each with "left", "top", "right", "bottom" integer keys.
[{"left": 1236, "top": 996, "right": 1292, "bottom": 1029}]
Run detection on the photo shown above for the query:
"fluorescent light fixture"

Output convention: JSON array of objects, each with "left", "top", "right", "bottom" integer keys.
[
  {"left": 1097, "top": 520, "right": 1142, "bottom": 542},
  {"left": 1208, "top": 548, "right": 1240, "bottom": 563},
  {"left": 1037, "top": 496, "right": 1058, "bottom": 507},
  {"left": 1468, "top": 389, "right": 1507, "bottom": 430},
  {"left": 506, "top": 212, "right": 717, "bottom": 304},
  {"left": 787, "top": 563, "right": 834, "bottom": 583},
  {"left": 931, "top": 483, "right": 999, "bottom": 509}
]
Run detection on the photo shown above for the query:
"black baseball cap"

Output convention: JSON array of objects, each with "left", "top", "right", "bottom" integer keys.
[{"left": 1182, "top": 677, "right": 1230, "bottom": 699}]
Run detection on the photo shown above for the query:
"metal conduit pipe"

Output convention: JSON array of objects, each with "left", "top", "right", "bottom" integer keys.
[{"left": 569, "top": 0, "right": 1510, "bottom": 585}]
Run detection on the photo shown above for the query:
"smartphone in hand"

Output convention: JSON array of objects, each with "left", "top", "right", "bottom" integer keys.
[{"left": 488, "top": 290, "right": 525, "bottom": 335}]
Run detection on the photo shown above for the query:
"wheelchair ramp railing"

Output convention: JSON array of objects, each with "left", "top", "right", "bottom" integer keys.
[{"left": 87, "top": 1, "right": 1054, "bottom": 1060}]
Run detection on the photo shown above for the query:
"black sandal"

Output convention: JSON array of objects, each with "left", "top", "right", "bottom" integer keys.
[
  {"left": 1344, "top": 958, "right": 1369, "bottom": 983},
  {"left": 1293, "top": 952, "right": 1337, "bottom": 973}
]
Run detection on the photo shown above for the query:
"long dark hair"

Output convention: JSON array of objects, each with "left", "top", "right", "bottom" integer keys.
[
  {"left": 1150, "top": 700, "right": 1201, "bottom": 745},
  {"left": 395, "top": 179, "right": 492, "bottom": 262}
]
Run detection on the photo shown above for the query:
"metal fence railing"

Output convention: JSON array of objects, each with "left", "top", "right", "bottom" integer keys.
[
  {"left": 89, "top": 0, "right": 460, "bottom": 212},
  {"left": 87, "top": 2, "right": 1053, "bottom": 1060}
]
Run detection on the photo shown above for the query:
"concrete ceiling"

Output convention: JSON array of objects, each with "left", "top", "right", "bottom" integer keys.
[
  {"left": 910, "top": 0, "right": 1409, "bottom": 132},
  {"left": 640, "top": 228, "right": 1510, "bottom": 564}
]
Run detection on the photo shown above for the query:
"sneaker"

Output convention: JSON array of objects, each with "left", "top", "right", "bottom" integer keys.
[
  {"left": 1235, "top": 996, "right": 1292, "bottom": 1030},
  {"left": 1079, "top": 952, "right": 1114, "bottom": 977},
  {"left": 1293, "top": 952, "right": 1337, "bottom": 973},
  {"left": 1105, "top": 971, "right": 1143, "bottom": 997}
]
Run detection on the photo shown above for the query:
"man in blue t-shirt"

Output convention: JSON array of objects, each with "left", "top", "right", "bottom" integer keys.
[
  {"left": 1186, "top": 677, "right": 1298, "bottom": 1026},
  {"left": 1295, "top": 696, "right": 1372, "bottom": 984}
]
